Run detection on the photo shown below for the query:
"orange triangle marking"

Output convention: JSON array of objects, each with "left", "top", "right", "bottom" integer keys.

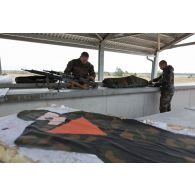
[{"left": 49, "top": 117, "right": 106, "bottom": 136}]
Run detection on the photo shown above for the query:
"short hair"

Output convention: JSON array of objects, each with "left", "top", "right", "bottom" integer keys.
[
  {"left": 159, "top": 60, "right": 167, "bottom": 65},
  {"left": 81, "top": 52, "right": 89, "bottom": 58}
]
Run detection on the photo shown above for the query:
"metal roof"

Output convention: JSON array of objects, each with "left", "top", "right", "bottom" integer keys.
[{"left": 0, "top": 33, "right": 193, "bottom": 56}]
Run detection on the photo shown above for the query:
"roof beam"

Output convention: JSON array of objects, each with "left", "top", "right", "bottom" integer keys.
[
  {"left": 157, "top": 33, "right": 161, "bottom": 51},
  {"left": 101, "top": 33, "right": 110, "bottom": 40},
  {"left": 160, "top": 33, "right": 194, "bottom": 51},
  {"left": 167, "top": 41, "right": 195, "bottom": 49},
  {"left": 106, "top": 40, "right": 155, "bottom": 52},
  {"left": 104, "top": 47, "right": 152, "bottom": 56},
  {"left": 111, "top": 37, "right": 163, "bottom": 51},
  {"left": 103, "top": 33, "right": 118, "bottom": 40},
  {"left": 104, "top": 33, "right": 141, "bottom": 40},
  {"left": 110, "top": 34, "right": 170, "bottom": 46},
  {"left": 67, "top": 33, "right": 101, "bottom": 40},
  {"left": 95, "top": 33, "right": 103, "bottom": 41},
  {"left": 160, "top": 33, "right": 176, "bottom": 39}
]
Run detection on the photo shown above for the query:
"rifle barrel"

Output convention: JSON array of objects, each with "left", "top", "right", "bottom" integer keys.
[
  {"left": 43, "top": 70, "right": 62, "bottom": 75},
  {"left": 22, "top": 69, "right": 61, "bottom": 80}
]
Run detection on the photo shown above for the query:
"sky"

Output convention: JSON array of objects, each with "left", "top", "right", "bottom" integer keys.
[{"left": 0, "top": 35, "right": 195, "bottom": 73}]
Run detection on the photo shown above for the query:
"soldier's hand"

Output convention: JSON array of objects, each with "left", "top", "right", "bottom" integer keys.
[
  {"left": 148, "top": 80, "right": 156, "bottom": 87},
  {"left": 88, "top": 76, "right": 95, "bottom": 81},
  {"left": 154, "top": 83, "right": 160, "bottom": 87}
]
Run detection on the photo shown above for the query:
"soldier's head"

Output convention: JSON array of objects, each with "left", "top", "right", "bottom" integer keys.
[
  {"left": 80, "top": 52, "right": 89, "bottom": 64},
  {"left": 159, "top": 60, "right": 167, "bottom": 70}
]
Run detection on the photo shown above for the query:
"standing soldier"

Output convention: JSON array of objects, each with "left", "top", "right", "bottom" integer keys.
[
  {"left": 150, "top": 60, "right": 174, "bottom": 113},
  {"left": 64, "top": 52, "right": 96, "bottom": 81}
]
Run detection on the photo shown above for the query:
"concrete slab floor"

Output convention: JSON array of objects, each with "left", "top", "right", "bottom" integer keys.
[{"left": 137, "top": 109, "right": 195, "bottom": 129}]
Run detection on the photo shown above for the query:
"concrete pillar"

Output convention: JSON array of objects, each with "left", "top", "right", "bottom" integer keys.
[
  {"left": 98, "top": 42, "right": 104, "bottom": 81},
  {"left": 151, "top": 51, "right": 159, "bottom": 79}
]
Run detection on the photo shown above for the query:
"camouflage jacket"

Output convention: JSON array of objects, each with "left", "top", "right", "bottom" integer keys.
[
  {"left": 15, "top": 110, "right": 195, "bottom": 163},
  {"left": 153, "top": 65, "right": 174, "bottom": 93},
  {"left": 64, "top": 58, "right": 96, "bottom": 79}
]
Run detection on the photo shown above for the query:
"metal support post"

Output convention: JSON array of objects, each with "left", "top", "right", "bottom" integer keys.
[
  {"left": 151, "top": 51, "right": 159, "bottom": 79},
  {"left": 98, "top": 42, "right": 104, "bottom": 81}
]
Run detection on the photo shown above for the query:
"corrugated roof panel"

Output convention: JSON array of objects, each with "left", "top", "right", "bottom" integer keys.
[
  {"left": 105, "top": 40, "right": 154, "bottom": 55},
  {"left": 0, "top": 33, "right": 193, "bottom": 55},
  {"left": 110, "top": 36, "right": 165, "bottom": 49}
]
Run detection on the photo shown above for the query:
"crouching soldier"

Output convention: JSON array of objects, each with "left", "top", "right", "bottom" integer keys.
[
  {"left": 149, "top": 60, "right": 174, "bottom": 113},
  {"left": 64, "top": 52, "right": 96, "bottom": 81},
  {"left": 64, "top": 52, "right": 97, "bottom": 89}
]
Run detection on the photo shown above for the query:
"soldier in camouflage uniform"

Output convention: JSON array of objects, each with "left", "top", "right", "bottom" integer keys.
[
  {"left": 150, "top": 60, "right": 174, "bottom": 113},
  {"left": 64, "top": 52, "right": 96, "bottom": 81}
]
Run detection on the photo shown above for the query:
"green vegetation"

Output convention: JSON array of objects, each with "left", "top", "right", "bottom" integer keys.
[
  {"left": 114, "top": 67, "right": 137, "bottom": 77},
  {"left": 114, "top": 67, "right": 124, "bottom": 77}
]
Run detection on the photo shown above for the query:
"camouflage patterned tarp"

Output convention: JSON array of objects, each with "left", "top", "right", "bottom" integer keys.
[
  {"left": 102, "top": 75, "right": 149, "bottom": 88},
  {"left": 15, "top": 76, "right": 57, "bottom": 83},
  {"left": 15, "top": 110, "right": 195, "bottom": 163}
]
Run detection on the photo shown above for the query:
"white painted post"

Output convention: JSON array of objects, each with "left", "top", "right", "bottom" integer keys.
[
  {"left": 151, "top": 34, "right": 161, "bottom": 79},
  {"left": 98, "top": 42, "right": 104, "bottom": 81},
  {"left": 151, "top": 51, "right": 159, "bottom": 79}
]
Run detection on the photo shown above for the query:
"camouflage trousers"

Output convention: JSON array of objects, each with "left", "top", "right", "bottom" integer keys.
[{"left": 160, "top": 92, "right": 174, "bottom": 113}]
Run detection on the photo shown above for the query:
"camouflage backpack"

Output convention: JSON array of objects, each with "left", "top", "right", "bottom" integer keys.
[{"left": 102, "top": 75, "right": 148, "bottom": 88}]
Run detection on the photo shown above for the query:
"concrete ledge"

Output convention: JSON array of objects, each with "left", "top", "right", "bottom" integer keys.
[
  {"left": 1, "top": 85, "right": 195, "bottom": 104},
  {"left": 2, "top": 87, "right": 159, "bottom": 103},
  {"left": 0, "top": 81, "right": 102, "bottom": 89},
  {"left": 1, "top": 85, "right": 195, "bottom": 119},
  {"left": 174, "top": 85, "right": 195, "bottom": 90}
]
